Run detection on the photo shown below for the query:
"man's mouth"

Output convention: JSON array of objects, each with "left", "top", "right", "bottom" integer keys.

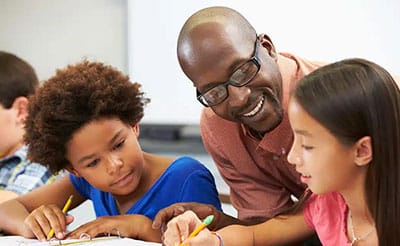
[{"left": 243, "top": 96, "right": 264, "bottom": 117}]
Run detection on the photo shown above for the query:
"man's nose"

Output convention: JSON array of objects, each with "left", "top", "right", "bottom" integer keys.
[{"left": 226, "top": 85, "right": 251, "bottom": 109}]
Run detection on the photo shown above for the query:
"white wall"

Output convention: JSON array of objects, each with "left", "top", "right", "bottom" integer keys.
[
  {"left": 0, "top": 0, "right": 127, "bottom": 80},
  {"left": 1, "top": 0, "right": 398, "bottom": 125},
  {"left": 128, "top": 0, "right": 400, "bottom": 125}
]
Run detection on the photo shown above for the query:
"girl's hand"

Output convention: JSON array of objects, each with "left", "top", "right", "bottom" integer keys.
[
  {"left": 163, "top": 210, "right": 219, "bottom": 246},
  {"left": 23, "top": 204, "right": 74, "bottom": 241},
  {"left": 67, "top": 214, "right": 161, "bottom": 242}
]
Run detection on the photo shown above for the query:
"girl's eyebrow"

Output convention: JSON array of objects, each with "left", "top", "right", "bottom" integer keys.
[{"left": 294, "top": 129, "right": 313, "bottom": 137}]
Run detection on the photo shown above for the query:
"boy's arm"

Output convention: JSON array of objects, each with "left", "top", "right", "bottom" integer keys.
[{"left": 0, "top": 190, "right": 18, "bottom": 203}]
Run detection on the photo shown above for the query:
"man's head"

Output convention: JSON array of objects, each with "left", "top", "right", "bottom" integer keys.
[
  {"left": 0, "top": 51, "right": 38, "bottom": 158},
  {"left": 177, "top": 6, "right": 284, "bottom": 134}
]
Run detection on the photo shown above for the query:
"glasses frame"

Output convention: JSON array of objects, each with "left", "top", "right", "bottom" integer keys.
[{"left": 196, "top": 36, "right": 261, "bottom": 107}]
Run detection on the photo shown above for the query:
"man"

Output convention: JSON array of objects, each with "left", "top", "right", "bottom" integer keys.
[
  {"left": 0, "top": 51, "right": 62, "bottom": 203},
  {"left": 153, "top": 6, "right": 325, "bottom": 230}
]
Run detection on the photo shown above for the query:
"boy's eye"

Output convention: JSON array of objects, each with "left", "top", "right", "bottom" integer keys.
[
  {"left": 113, "top": 139, "right": 125, "bottom": 150},
  {"left": 87, "top": 159, "right": 99, "bottom": 168}
]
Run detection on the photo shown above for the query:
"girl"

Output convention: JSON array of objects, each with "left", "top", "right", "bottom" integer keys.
[
  {"left": 163, "top": 58, "right": 400, "bottom": 245},
  {"left": 0, "top": 61, "right": 221, "bottom": 242}
]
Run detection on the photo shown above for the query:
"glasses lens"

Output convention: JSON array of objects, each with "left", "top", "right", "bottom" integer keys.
[
  {"left": 202, "top": 85, "right": 227, "bottom": 106},
  {"left": 230, "top": 61, "right": 259, "bottom": 86}
]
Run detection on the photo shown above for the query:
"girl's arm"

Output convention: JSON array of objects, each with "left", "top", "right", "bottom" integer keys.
[
  {"left": 164, "top": 210, "right": 315, "bottom": 246},
  {"left": 0, "top": 175, "right": 85, "bottom": 239}
]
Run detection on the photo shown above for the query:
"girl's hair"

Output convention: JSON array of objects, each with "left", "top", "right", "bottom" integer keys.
[
  {"left": 24, "top": 61, "right": 150, "bottom": 173},
  {"left": 293, "top": 58, "right": 400, "bottom": 245}
]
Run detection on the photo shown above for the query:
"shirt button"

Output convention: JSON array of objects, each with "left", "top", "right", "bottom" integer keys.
[{"left": 273, "top": 155, "right": 279, "bottom": 160}]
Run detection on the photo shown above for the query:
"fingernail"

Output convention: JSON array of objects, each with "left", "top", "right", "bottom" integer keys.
[{"left": 57, "top": 232, "right": 64, "bottom": 239}]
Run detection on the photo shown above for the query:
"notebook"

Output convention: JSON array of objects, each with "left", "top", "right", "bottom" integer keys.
[{"left": 0, "top": 235, "right": 161, "bottom": 246}]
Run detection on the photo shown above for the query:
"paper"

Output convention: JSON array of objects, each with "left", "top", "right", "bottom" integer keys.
[{"left": 0, "top": 236, "right": 161, "bottom": 246}]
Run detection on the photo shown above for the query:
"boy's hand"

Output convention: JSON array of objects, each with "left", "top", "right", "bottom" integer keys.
[
  {"left": 67, "top": 214, "right": 161, "bottom": 242},
  {"left": 23, "top": 204, "right": 74, "bottom": 241}
]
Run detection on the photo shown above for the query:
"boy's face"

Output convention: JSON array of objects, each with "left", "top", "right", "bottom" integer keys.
[
  {"left": 65, "top": 118, "right": 146, "bottom": 197},
  {"left": 0, "top": 102, "right": 25, "bottom": 159}
]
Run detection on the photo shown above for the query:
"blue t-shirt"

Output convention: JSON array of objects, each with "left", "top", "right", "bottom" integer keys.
[{"left": 70, "top": 156, "right": 222, "bottom": 219}]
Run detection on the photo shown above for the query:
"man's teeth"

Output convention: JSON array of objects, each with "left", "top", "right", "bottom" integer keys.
[{"left": 243, "top": 97, "right": 264, "bottom": 117}]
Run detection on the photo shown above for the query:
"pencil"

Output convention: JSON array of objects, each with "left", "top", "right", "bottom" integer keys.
[
  {"left": 47, "top": 195, "right": 74, "bottom": 240},
  {"left": 179, "top": 214, "right": 214, "bottom": 245}
]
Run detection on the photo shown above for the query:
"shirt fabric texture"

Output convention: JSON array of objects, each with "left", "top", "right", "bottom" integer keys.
[
  {"left": 303, "top": 192, "right": 351, "bottom": 245},
  {"left": 0, "top": 145, "right": 61, "bottom": 195},
  {"left": 70, "top": 156, "right": 222, "bottom": 219},
  {"left": 200, "top": 53, "right": 326, "bottom": 221}
]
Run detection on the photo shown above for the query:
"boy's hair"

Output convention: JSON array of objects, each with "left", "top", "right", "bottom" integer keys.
[
  {"left": 293, "top": 58, "right": 400, "bottom": 245},
  {"left": 24, "top": 60, "right": 150, "bottom": 173},
  {"left": 0, "top": 51, "right": 38, "bottom": 108}
]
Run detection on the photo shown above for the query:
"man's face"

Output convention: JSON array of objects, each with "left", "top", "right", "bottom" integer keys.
[{"left": 179, "top": 27, "right": 284, "bottom": 133}]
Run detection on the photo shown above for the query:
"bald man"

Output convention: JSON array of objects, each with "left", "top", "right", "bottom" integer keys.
[{"left": 153, "top": 6, "right": 326, "bottom": 230}]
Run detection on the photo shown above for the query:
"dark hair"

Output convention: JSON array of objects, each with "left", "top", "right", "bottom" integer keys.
[
  {"left": 0, "top": 51, "right": 38, "bottom": 108},
  {"left": 24, "top": 61, "right": 150, "bottom": 173},
  {"left": 293, "top": 58, "right": 400, "bottom": 245}
]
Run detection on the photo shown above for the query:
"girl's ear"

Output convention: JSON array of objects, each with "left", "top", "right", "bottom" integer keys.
[
  {"left": 354, "top": 136, "right": 373, "bottom": 166},
  {"left": 65, "top": 164, "right": 81, "bottom": 177},
  {"left": 132, "top": 124, "right": 140, "bottom": 137}
]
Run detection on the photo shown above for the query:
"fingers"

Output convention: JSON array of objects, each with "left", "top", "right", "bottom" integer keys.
[
  {"left": 152, "top": 204, "right": 185, "bottom": 229},
  {"left": 24, "top": 204, "right": 68, "bottom": 241},
  {"left": 163, "top": 210, "right": 202, "bottom": 246}
]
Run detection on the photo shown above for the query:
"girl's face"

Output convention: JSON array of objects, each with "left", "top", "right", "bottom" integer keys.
[
  {"left": 65, "top": 118, "right": 145, "bottom": 197},
  {"left": 287, "top": 99, "right": 361, "bottom": 195}
]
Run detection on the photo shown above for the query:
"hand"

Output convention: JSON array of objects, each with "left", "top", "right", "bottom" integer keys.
[
  {"left": 67, "top": 214, "right": 161, "bottom": 242},
  {"left": 152, "top": 202, "right": 222, "bottom": 232},
  {"left": 23, "top": 204, "right": 74, "bottom": 241},
  {"left": 163, "top": 210, "right": 219, "bottom": 246}
]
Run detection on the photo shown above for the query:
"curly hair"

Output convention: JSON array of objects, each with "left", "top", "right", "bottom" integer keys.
[{"left": 24, "top": 61, "right": 150, "bottom": 173}]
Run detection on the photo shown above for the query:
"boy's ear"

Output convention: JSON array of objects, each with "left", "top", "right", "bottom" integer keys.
[
  {"left": 65, "top": 164, "right": 81, "bottom": 177},
  {"left": 354, "top": 136, "right": 373, "bottom": 166},
  {"left": 132, "top": 124, "right": 140, "bottom": 137},
  {"left": 11, "top": 96, "right": 29, "bottom": 123}
]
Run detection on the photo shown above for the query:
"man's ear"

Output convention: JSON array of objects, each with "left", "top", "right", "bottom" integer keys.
[
  {"left": 258, "top": 33, "right": 278, "bottom": 60},
  {"left": 354, "top": 136, "right": 373, "bottom": 166},
  {"left": 132, "top": 124, "right": 140, "bottom": 137},
  {"left": 11, "top": 97, "right": 29, "bottom": 124},
  {"left": 65, "top": 164, "right": 81, "bottom": 177}
]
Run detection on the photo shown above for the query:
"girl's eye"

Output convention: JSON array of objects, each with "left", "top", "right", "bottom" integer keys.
[
  {"left": 301, "top": 145, "right": 314, "bottom": 151},
  {"left": 113, "top": 139, "right": 125, "bottom": 150},
  {"left": 87, "top": 159, "right": 99, "bottom": 168}
]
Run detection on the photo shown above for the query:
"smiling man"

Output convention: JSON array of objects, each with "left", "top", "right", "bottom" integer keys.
[{"left": 153, "top": 6, "right": 326, "bottom": 232}]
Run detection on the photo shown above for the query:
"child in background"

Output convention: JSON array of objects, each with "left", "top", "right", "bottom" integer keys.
[
  {"left": 163, "top": 58, "right": 400, "bottom": 245},
  {"left": 0, "top": 51, "right": 62, "bottom": 203},
  {"left": 0, "top": 61, "right": 221, "bottom": 242}
]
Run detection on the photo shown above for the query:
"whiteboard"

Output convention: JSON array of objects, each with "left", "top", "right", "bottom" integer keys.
[{"left": 128, "top": 0, "right": 399, "bottom": 125}]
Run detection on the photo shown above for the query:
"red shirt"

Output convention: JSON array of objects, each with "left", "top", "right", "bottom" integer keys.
[{"left": 200, "top": 53, "right": 325, "bottom": 221}]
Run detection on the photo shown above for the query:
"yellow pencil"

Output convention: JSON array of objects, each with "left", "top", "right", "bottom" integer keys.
[
  {"left": 179, "top": 215, "right": 214, "bottom": 245},
  {"left": 47, "top": 195, "right": 73, "bottom": 240}
]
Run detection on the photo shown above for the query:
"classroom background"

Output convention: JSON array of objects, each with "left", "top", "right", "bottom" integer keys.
[{"left": 1, "top": 0, "right": 399, "bottom": 229}]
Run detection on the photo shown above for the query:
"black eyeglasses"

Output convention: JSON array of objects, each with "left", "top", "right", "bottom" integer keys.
[{"left": 196, "top": 37, "right": 261, "bottom": 107}]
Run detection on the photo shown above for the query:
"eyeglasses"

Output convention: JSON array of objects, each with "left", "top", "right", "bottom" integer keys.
[{"left": 196, "top": 37, "right": 261, "bottom": 107}]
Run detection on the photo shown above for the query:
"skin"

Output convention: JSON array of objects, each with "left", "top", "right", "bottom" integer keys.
[
  {"left": 0, "top": 118, "right": 172, "bottom": 242},
  {"left": 0, "top": 97, "right": 29, "bottom": 203},
  {"left": 162, "top": 99, "right": 378, "bottom": 245}
]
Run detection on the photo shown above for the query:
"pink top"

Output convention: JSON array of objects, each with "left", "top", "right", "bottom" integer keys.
[
  {"left": 200, "top": 53, "right": 325, "bottom": 221},
  {"left": 303, "top": 192, "right": 351, "bottom": 246}
]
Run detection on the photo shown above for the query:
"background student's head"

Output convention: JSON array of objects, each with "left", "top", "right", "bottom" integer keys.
[{"left": 0, "top": 51, "right": 38, "bottom": 158}]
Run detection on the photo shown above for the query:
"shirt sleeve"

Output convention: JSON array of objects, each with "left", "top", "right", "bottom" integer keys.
[{"left": 5, "top": 162, "right": 55, "bottom": 195}]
